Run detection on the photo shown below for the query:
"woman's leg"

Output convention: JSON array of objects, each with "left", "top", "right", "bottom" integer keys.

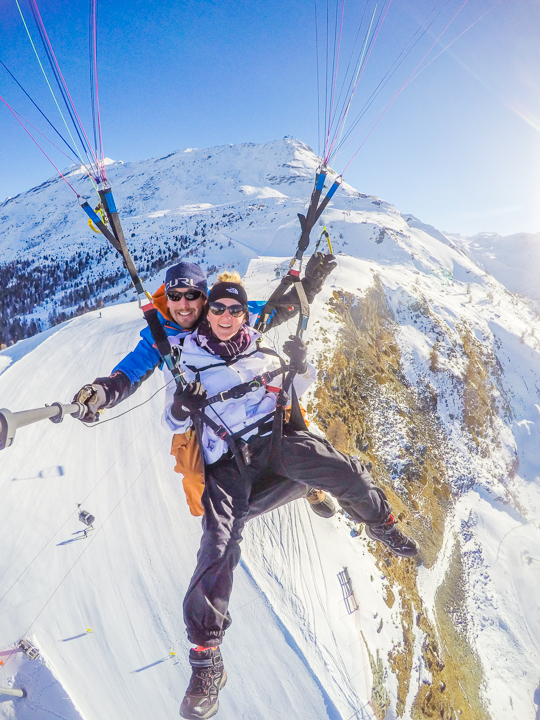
[
  {"left": 279, "top": 428, "right": 417, "bottom": 556},
  {"left": 246, "top": 470, "right": 308, "bottom": 520},
  {"left": 280, "top": 428, "right": 390, "bottom": 524},
  {"left": 183, "top": 456, "right": 253, "bottom": 647}
]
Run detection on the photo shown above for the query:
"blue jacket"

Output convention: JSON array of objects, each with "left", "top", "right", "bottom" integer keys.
[{"left": 112, "top": 300, "right": 267, "bottom": 385}]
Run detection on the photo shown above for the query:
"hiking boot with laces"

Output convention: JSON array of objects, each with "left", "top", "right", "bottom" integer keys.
[
  {"left": 180, "top": 647, "right": 227, "bottom": 719},
  {"left": 365, "top": 515, "right": 418, "bottom": 557},
  {"left": 306, "top": 487, "right": 337, "bottom": 518}
]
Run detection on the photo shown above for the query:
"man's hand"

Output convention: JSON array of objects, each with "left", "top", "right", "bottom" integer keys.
[
  {"left": 283, "top": 335, "right": 308, "bottom": 375},
  {"left": 172, "top": 381, "right": 207, "bottom": 421},
  {"left": 72, "top": 384, "right": 107, "bottom": 424},
  {"left": 302, "top": 252, "right": 337, "bottom": 301},
  {"left": 305, "top": 251, "right": 337, "bottom": 282}
]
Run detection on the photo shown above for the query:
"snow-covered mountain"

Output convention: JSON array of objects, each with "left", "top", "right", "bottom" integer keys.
[
  {"left": 1, "top": 137, "right": 540, "bottom": 720},
  {"left": 446, "top": 229, "right": 540, "bottom": 311},
  {"left": 1, "top": 137, "right": 351, "bottom": 344}
]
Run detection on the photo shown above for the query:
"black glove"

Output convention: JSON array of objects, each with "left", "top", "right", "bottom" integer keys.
[
  {"left": 302, "top": 252, "right": 337, "bottom": 302},
  {"left": 282, "top": 335, "right": 308, "bottom": 375},
  {"left": 171, "top": 381, "right": 207, "bottom": 421},
  {"left": 72, "top": 383, "right": 108, "bottom": 424}
]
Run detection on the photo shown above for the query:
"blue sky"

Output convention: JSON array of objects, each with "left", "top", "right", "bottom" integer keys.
[{"left": 1, "top": 0, "right": 539, "bottom": 236}]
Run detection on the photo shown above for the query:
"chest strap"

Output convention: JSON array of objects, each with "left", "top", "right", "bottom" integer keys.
[{"left": 203, "top": 366, "right": 287, "bottom": 407}]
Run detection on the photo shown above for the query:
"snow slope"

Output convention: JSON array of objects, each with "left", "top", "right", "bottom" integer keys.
[
  {"left": 2, "top": 138, "right": 540, "bottom": 719},
  {"left": 446, "top": 229, "right": 540, "bottom": 311},
  {"left": 0, "top": 305, "right": 387, "bottom": 720}
]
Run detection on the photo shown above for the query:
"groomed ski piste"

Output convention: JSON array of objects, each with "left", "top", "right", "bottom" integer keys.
[
  {"left": 1, "top": 139, "right": 540, "bottom": 719},
  {"left": 0, "top": 288, "right": 385, "bottom": 720}
]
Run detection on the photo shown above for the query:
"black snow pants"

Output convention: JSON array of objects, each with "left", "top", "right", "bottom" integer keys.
[{"left": 183, "top": 427, "right": 390, "bottom": 647}]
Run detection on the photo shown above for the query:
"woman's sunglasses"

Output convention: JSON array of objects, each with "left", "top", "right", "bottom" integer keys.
[
  {"left": 166, "top": 289, "right": 204, "bottom": 302},
  {"left": 208, "top": 302, "right": 246, "bottom": 317}
]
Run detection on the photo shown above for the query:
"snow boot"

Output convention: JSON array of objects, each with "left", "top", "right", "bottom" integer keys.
[
  {"left": 306, "top": 488, "right": 336, "bottom": 518},
  {"left": 180, "top": 647, "right": 227, "bottom": 719},
  {"left": 364, "top": 515, "right": 418, "bottom": 557}
]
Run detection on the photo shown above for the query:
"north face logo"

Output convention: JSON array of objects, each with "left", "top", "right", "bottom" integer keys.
[{"left": 227, "top": 288, "right": 239, "bottom": 294}]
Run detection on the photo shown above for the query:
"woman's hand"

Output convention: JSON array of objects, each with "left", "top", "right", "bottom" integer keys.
[
  {"left": 282, "top": 335, "right": 308, "bottom": 374},
  {"left": 172, "top": 381, "right": 207, "bottom": 421}
]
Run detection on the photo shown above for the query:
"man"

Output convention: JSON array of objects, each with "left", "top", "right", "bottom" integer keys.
[{"left": 73, "top": 258, "right": 338, "bottom": 517}]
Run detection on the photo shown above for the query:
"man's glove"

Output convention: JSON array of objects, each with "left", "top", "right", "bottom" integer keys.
[
  {"left": 302, "top": 252, "right": 337, "bottom": 302},
  {"left": 282, "top": 335, "right": 308, "bottom": 375},
  {"left": 72, "top": 383, "right": 108, "bottom": 424},
  {"left": 172, "top": 381, "right": 207, "bottom": 421}
]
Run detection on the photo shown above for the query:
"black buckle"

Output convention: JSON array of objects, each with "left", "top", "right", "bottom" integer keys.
[
  {"left": 215, "top": 426, "right": 229, "bottom": 440},
  {"left": 276, "top": 390, "right": 289, "bottom": 409}
]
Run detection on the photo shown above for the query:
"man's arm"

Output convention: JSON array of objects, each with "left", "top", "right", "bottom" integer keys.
[
  {"left": 73, "top": 327, "right": 163, "bottom": 422},
  {"left": 250, "top": 253, "right": 337, "bottom": 331}
]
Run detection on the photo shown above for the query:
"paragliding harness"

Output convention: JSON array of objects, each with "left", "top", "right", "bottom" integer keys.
[
  {"left": 182, "top": 342, "right": 290, "bottom": 471},
  {"left": 255, "top": 166, "right": 341, "bottom": 475},
  {"left": 81, "top": 168, "right": 340, "bottom": 478},
  {"left": 182, "top": 166, "right": 341, "bottom": 477}
]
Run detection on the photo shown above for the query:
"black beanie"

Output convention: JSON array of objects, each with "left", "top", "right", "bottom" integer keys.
[
  {"left": 165, "top": 262, "right": 208, "bottom": 296},
  {"left": 208, "top": 282, "right": 248, "bottom": 306}
]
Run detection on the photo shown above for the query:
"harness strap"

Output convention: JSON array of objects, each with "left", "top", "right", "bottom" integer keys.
[
  {"left": 184, "top": 348, "right": 261, "bottom": 374},
  {"left": 195, "top": 408, "right": 276, "bottom": 471},
  {"left": 229, "top": 411, "right": 276, "bottom": 440},
  {"left": 203, "top": 366, "right": 287, "bottom": 407}
]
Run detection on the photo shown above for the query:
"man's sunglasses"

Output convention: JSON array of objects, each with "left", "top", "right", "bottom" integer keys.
[
  {"left": 208, "top": 302, "right": 246, "bottom": 318},
  {"left": 166, "top": 289, "right": 204, "bottom": 302}
]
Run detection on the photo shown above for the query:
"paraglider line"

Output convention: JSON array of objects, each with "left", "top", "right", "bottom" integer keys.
[
  {"left": 326, "top": 0, "right": 378, "bottom": 159},
  {"left": 29, "top": 0, "right": 104, "bottom": 181},
  {"left": 0, "top": 94, "right": 80, "bottom": 196},
  {"left": 324, "top": 0, "right": 346, "bottom": 158},
  {"left": 15, "top": 0, "right": 87, "bottom": 169},
  {"left": 89, "top": 0, "right": 106, "bottom": 179},
  {"left": 342, "top": 0, "right": 471, "bottom": 175},
  {"left": 7, "top": 105, "right": 100, "bottom": 191},
  {"left": 314, "top": 0, "right": 321, "bottom": 156},
  {"left": 333, "top": 0, "right": 453, "bottom": 159},
  {"left": 10, "top": 106, "right": 79, "bottom": 167},
  {"left": 0, "top": 59, "right": 80, "bottom": 160},
  {"left": 326, "top": 0, "right": 393, "bottom": 163},
  {"left": 406, "top": 0, "right": 502, "bottom": 87}
]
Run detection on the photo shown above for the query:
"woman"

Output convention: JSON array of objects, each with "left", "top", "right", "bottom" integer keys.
[{"left": 163, "top": 272, "right": 417, "bottom": 720}]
